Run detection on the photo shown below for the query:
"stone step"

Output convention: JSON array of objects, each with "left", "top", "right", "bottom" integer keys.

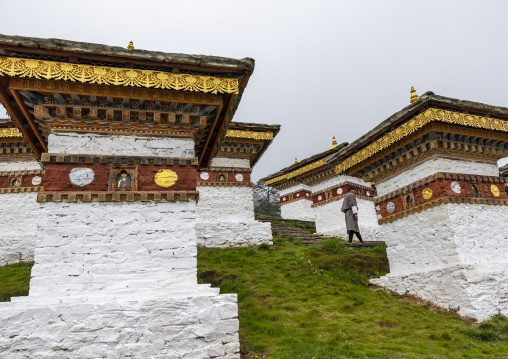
[{"left": 257, "top": 215, "right": 385, "bottom": 249}]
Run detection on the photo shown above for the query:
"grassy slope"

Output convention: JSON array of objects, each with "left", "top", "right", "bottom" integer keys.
[
  {"left": 198, "top": 238, "right": 508, "bottom": 359},
  {"left": 1, "top": 240, "right": 507, "bottom": 358}
]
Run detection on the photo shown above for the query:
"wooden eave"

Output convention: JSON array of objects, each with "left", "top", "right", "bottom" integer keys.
[{"left": 0, "top": 34, "right": 255, "bottom": 167}]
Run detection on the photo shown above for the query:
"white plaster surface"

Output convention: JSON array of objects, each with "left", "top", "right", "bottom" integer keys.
[
  {"left": 0, "top": 294, "right": 240, "bottom": 359},
  {"left": 48, "top": 132, "right": 195, "bottom": 157},
  {"left": 376, "top": 158, "right": 500, "bottom": 196},
  {"left": 210, "top": 157, "right": 250, "bottom": 169},
  {"left": 371, "top": 203, "right": 508, "bottom": 321},
  {"left": 0, "top": 159, "right": 41, "bottom": 172},
  {"left": 281, "top": 199, "right": 315, "bottom": 222},
  {"left": 0, "top": 200, "right": 241, "bottom": 358},
  {"left": 196, "top": 186, "right": 272, "bottom": 247},
  {"left": 311, "top": 175, "right": 370, "bottom": 193},
  {"left": 0, "top": 192, "right": 38, "bottom": 265},
  {"left": 279, "top": 184, "right": 312, "bottom": 197},
  {"left": 313, "top": 198, "right": 381, "bottom": 241}
]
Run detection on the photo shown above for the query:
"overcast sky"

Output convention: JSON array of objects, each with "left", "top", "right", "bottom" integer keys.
[{"left": 1, "top": 0, "right": 507, "bottom": 179}]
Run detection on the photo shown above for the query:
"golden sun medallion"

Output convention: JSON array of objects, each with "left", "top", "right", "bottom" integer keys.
[
  {"left": 422, "top": 188, "right": 433, "bottom": 200},
  {"left": 154, "top": 169, "right": 178, "bottom": 188}
]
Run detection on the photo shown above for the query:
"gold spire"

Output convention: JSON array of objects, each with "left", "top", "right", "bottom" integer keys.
[
  {"left": 295, "top": 157, "right": 298, "bottom": 164},
  {"left": 329, "top": 135, "right": 337, "bottom": 150},
  {"left": 410, "top": 86, "right": 419, "bottom": 104},
  {"left": 127, "top": 41, "right": 135, "bottom": 50}
]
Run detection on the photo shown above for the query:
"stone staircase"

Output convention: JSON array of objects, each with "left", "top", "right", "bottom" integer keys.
[
  {"left": 256, "top": 215, "right": 384, "bottom": 249},
  {"left": 256, "top": 216, "right": 326, "bottom": 246}
]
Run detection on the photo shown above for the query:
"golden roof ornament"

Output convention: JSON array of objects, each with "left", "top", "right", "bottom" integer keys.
[
  {"left": 410, "top": 86, "right": 419, "bottom": 104},
  {"left": 329, "top": 135, "right": 337, "bottom": 150},
  {"left": 295, "top": 157, "right": 298, "bottom": 164},
  {"left": 127, "top": 41, "right": 134, "bottom": 50}
]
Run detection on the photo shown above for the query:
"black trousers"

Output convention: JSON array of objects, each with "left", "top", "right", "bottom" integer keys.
[{"left": 348, "top": 230, "right": 363, "bottom": 243}]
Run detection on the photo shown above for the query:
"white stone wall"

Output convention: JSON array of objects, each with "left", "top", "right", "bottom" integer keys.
[
  {"left": 280, "top": 199, "right": 315, "bottom": 221},
  {"left": 48, "top": 132, "right": 195, "bottom": 157},
  {"left": 0, "top": 199, "right": 241, "bottom": 358},
  {"left": 0, "top": 294, "right": 240, "bottom": 358},
  {"left": 210, "top": 157, "right": 250, "bottom": 169},
  {"left": 196, "top": 186, "right": 272, "bottom": 247},
  {"left": 371, "top": 203, "right": 508, "bottom": 321},
  {"left": 279, "top": 183, "right": 312, "bottom": 197},
  {"left": 0, "top": 159, "right": 41, "bottom": 172},
  {"left": 313, "top": 198, "right": 381, "bottom": 241},
  {"left": 31, "top": 201, "right": 202, "bottom": 297},
  {"left": 311, "top": 175, "right": 370, "bottom": 193},
  {"left": 376, "top": 158, "right": 500, "bottom": 196},
  {"left": 0, "top": 192, "right": 38, "bottom": 265}
]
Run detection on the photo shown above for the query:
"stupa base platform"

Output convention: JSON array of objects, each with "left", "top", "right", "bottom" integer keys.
[
  {"left": 371, "top": 263, "right": 508, "bottom": 321},
  {"left": 0, "top": 290, "right": 240, "bottom": 359}
]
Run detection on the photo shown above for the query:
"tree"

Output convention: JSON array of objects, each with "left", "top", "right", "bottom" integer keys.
[{"left": 252, "top": 179, "right": 281, "bottom": 217}]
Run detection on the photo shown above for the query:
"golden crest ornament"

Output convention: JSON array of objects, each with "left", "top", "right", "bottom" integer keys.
[
  {"left": 422, "top": 187, "right": 433, "bottom": 200},
  {"left": 155, "top": 169, "right": 178, "bottom": 188},
  {"left": 491, "top": 184, "right": 500, "bottom": 197}
]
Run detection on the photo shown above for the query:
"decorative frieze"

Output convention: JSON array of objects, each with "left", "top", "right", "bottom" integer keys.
[
  {"left": 311, "top": 182, "right": 375, "bottom": 208},
  {"left": 41, "top": 153, "right": 198, "bottom": 166},
  {"left": 0, "top": 169, "right": 44, "bottom": 194},
  {"left": 37, "top": 190, "right": 199, "bottom": 203},
  {"left": 279, "top": 190, "right": 312, "bottom": 205},
  {"left": 43, "top": 163, "right": 196, "bottom": 193},
  {"left": 375, "top": 172, "right": 508, "bottom": 223},
  {"left": 196, "top": 169, "right": 251, "bottom": 185}
]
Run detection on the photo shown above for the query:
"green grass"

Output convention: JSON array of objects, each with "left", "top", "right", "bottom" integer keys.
[
  {"left": 0, "top": 261, "right": 33, "bottom": 301},
  {"left": 197, "top": 241, "right": 508, "bottom": 358},
  {"left": 2, "top": 245, "right": 508, "bottom": 358}
]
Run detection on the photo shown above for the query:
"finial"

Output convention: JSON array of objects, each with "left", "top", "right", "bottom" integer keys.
[
  {"left": 410, "top": 86, "right": 419, "bottom": 104},
  {"left": 329, "top": 135, "right": 338, "bottom": 150},
  {"left": 295, "top": 157, "right": 298, "bottom": 164},
  {"left": 127, "top": 41, "right": 135, "bottom": 50}
]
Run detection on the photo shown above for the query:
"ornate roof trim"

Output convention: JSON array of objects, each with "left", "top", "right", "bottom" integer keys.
[
  {"left": 0, "top": 57, "right": 238, "bottom": 94},
  {"left": 335, "top": 108, "right": 508, "bottom": 175}
]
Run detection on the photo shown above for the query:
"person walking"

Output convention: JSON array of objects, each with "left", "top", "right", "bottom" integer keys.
[{"left": 341, "top": 186, "right": 364, "bottom": 243}]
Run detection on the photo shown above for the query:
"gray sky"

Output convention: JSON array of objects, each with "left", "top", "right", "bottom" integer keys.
[{"left": 1, "top": 0, "right": 508, "bottom": 179}]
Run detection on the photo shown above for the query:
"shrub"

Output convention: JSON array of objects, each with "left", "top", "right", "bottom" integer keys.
[
  {"left": 258, "top": 243, "right": 272, "bottom": 251},
  {"left": 319, "top": 238, "right": 345, "bottom": 255}
]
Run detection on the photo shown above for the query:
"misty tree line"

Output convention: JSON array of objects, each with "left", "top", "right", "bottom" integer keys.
[{"left": 252, "top": 179, "right": 280, "bottom": 217}]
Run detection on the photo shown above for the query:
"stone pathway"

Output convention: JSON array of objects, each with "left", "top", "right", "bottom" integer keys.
[{"left": 256, "top": 215, "right": 384, "bottom": 249}]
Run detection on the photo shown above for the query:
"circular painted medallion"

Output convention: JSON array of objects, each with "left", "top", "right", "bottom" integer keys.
[
  {"left": 337, "top": 188, "right": 343, "bottom": 195},
  {"left": 318, "top": 195, "right": 323, "bottom": 201},
  {"left": 69, "top": 168, "right": 94, "bottom": 187},
  {"left": 296, "top": 193, "right": 300, "bottom": 197},
  {"left": 491, "top": 184, "right": 500, "bottom": 197},
  {"left": 306, "top": 193, "right": 309, "bottom": 197},
  {"left": 386, "top": 201, "right": 396, "bottom": 213},
  {"left": 366, "top": 191, "right": 371, "bottom": 196},
  {"left": 422, "top": 187, "right": 433, "bottom": 200},
  {"left": 155, "top": 169, "right": 178, "bottom": 188},
  {"left": 32, "top": 176, "right": 42, "bottom": 186},
  {"left": 235, "top": 173, "right": 244, "bottom": 182},
  {"left": 200, "top": 172, "right": 209, "bottom": 180},
  {"left": 450, "top": 181, "right": 461, "bottom": 194},
  {"left": 283, "top": 197, "right": 286, "bottom": 201},
  {"left": 375, "top": 205, "right": 381, "bottom": 211}
]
